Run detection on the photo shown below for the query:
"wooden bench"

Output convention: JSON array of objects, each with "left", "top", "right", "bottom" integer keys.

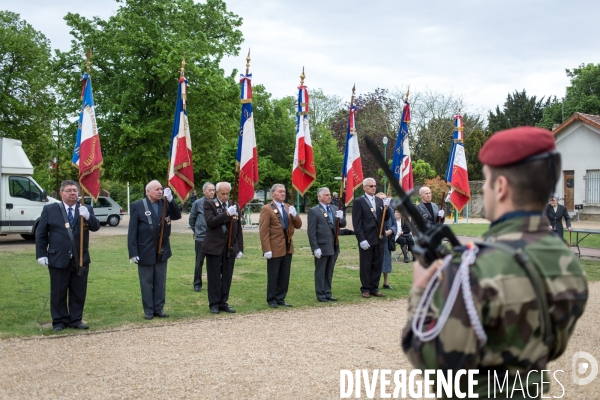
[{"left": 569, "top": 228, "right": 600, "bottom": 257}]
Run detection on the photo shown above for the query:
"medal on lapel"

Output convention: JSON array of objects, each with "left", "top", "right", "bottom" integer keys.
[
  {"left": 323, "top": 212, "right": 328, "bottom": 218},
  {"left": 65, "top": 223, "right": 70, "bottom": 229},
  {"left": 370, "top": 208, "right": 375, "bottom": 212},
  {"left": 144, "top": 211, "right": 151, "bottom": 216}
]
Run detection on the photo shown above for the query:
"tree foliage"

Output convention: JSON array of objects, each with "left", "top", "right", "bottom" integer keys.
[
  {"left": 538, "top": 63, "right": 600, "bottom": 129},
  {"left": 411, "top": 159, "right": 436, "bottom": 184},
  {"left": 55, "top": 0, "right": 243, "bottom": 186},
  {"left": 0, "top": 11, "right": 56, "bottom": 170},
  {"left": 488, "top": 89, "right": 550, "bottom": 133}
]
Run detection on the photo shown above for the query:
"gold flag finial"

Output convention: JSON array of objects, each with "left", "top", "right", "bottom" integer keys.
[
  {"left": 85, "top": 47, "right": 92, "bottom": 73},
  {"left": 180, "top": 58, "right": 186, "bottom": 77},
  {"left": 459, "top": 100, "right": 462, "bottom": 114},
  {"left": 405, "top": 85, "right": 410, "bottom": 101},
  {"left": 350, "top": 84, "right": 356, "bottom": 107},
  {"left": 245, "top": 48, "right": 251, "bottom": 75},
  {"left": 300, "top": 67, "right": 305, "bottom": 86}
]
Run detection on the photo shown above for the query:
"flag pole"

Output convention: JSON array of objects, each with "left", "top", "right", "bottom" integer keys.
[
  {"left": 158, "top": 58, "right": 186, "bottom": 255},
  {"left": 336, "top": 84, "right": 356, "bottom": 246},
  {"left": 379, "top": 87, "right": 409, "bottom": 239},
  {"left": 78, "top": 48, "right": 92, "bottom": 274}
]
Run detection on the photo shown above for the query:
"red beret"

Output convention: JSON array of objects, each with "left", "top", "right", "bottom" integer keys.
[{"left": 478, "top": 126, "right": 556, "bottom": 167}]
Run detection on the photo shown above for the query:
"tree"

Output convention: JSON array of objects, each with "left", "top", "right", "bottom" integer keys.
[
  {"left": 488, "top": 89, "right": 550, "bottom": 133},
  {"left": 308, "top": 88, "right": 343, "bottom": 129},
  {"left": 411, "top": 159, "right": 436, "bottom": 184},
  {"left": 0, "top": 11, "right": 56, "bottom": 170},
  {"left": 55, "top": 0, "right": 243, "bottom": 186},
  {"left": 538, "top": 63, "right": 600, "bottom": 129}
]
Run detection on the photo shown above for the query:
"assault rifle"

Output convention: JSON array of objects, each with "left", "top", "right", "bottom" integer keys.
[{"left": 364, "top": 136, "right": 461, "bottom": 267}]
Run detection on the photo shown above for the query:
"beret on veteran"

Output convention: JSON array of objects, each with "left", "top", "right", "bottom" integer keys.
[{"left": 478, "top": 126, "right": 556, "bottom": 167}]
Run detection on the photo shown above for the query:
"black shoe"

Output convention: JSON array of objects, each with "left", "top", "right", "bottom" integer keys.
[
  {"left": 404, "top": 257, "right": 409, "bottom": 263},
  {"left": 194, "top": 286, "right": 201, "bottom": 292},
  {"left": 268, "top": 303, "right": 278, "bottom": 308},
  {"left": 219, "top": 306, "right": 236, "bottom": 313},
  {"left": 153, "top": 312, "right": 169, "bottom": 318},
  {"left": 277, "top": 301, "right": 293, "bottom": 307},
  {"left": 383, "top": 284, "right": 393, "bottom": 290},
  {"left": 70, "top": 323, "right": 89, "bottom": 330},
  {"left": 53, "top": 326, "right": 64, "bottom": 332},
  {"left": 327, "top": 297, "right": 338, "bottom": 301},
  {"left": 143, "top": 314, "right": 154, "bottom": 320},
  {"left": 318, "top": 298, "right": 328, "bottom": 302},
  {"left": 210, "top": 306, "right": 220, "bottom": 314}
]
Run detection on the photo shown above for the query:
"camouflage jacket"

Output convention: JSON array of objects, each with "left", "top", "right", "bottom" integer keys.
[{"left": 402, "top": 215, "right": 588, "bottom": 398}]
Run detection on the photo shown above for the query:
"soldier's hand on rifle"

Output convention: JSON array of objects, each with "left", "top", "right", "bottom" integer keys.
[
  {"left": 163, "top": 188, "right": 174, "bottom": 202},
  {"left": 236, "top": 252, "right": 243, "bottom": 259},
  {"left": 130, "top": 256, "right": 139, "bottom": 264},
  {"left": 227, "top": 205, "right": 238, "bottom": 216},
  {"left": 264, "top": 251, "right": 273, "bottom": 259},
  {"left": 314, "top": 248, "right": 322, "bottom": 259},
  {"left": 383, "top": 197, "right": 391, "bottom": 207},
  {"left": 288, "top": 205, "right": 297, "bottom": 217},
  {"left": 360, "top": 240, "right": 370, "bottom": 250},
  {"left": 438, "top": 210, "right": 444, "bottom": 218},
  {"left": 78, "top": 206, "right": 90, "bottom": 220},
  {"left": 37, "top": 257, "right": 48, "bottom": 266},
  {"left": 335, "top": 210, "right": 343, "bottom": 219}
]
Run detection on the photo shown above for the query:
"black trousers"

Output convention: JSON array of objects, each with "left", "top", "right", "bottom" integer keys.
[
  {"left": 359, "top": 244, "right": 383, "bottom": 294},
  {"left": 267, "top": 254, "right": 292, "bottom": 305},
  {"left": 396, "top": 235, "right": 415, "bottom": 249},
  {"left": 314, "top": 252, "right": 338, "bottom": 300},
  {"left": 206, "top": 248, "right": 235, "bottom": 308},
  {"left": 138, "top": 260, "right": 168, "bottom": 315},
  {"left": 48, "top": 259, "right": 89, "bottom": 328},
  {"left": 193, "top": 240, "right": 206, "bottom": 288}
]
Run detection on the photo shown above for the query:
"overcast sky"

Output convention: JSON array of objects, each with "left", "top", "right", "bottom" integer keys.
[{"left": 3, "top": 0, "right": 599, "bottom": 115}]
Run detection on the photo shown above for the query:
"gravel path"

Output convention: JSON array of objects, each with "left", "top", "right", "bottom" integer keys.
[{"left": 1, "top": 282, "right": 598, "bottom": 399}]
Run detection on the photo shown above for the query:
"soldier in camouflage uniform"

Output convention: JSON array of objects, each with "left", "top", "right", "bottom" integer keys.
[{"left": 402, "top": 127, "right": 588, "bottom": 398}]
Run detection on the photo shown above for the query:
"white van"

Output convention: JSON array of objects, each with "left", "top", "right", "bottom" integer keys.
[{"left": 0, "top": 138, "right": 58, "bottom": 240}]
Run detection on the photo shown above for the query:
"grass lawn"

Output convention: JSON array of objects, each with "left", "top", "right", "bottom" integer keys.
[{"left": 1, "top": 228, "right": 598, "bottom": 338}]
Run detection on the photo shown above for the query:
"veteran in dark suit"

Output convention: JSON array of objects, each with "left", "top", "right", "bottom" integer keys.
[
  {"left": 259, "top": 183, "right": 302, "bottom": 308},
  {"left": 544, "top": 195, "right": 572, "bottom": 240},
  {"left": 416, "top": 186, "right": 445, "bottom": 229},
  {"left": 352, "top": 178, "right": 392, "bottom": 298},
  {"left": 128, "top": 180, "right": 182, "bottom": 320},
  {"left": 307, "top": 187, "right": 346, "bottom": 302},
  {"left": 202, "top": 182, "right": 243, "bottom": 314},
  {"left": 36, "top": 180, "right": 100, "bottom": 332}
]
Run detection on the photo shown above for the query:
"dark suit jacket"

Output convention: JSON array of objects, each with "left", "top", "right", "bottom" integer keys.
[
  {"left": 544, "top": 204, "right": 572, "bottom": 238},
  {"left": 127, "top": 197, "right": 182, "bottom": 265},
  {"left": 416, "top": 201, "right": 444, "bottom": 229},
  {"left": 307, "top": 203, "right": 346, "bottom": 256},
  {"left": 352, "top": 195, "right": 391, "bottom": 246},
  {"left": 201, "top": 198, "right": 243, "bottom": 256},
  {"left": 36, "top": 202, "right": 100, "bottom": 268}
]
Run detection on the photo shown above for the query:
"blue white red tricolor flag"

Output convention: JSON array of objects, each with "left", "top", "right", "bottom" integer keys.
[
  {"left": 390, "top": 99, "right": 413, "bottom": 191},
  {"left": 292, "top": 84, "right": 316, "bottom": 195},
  {"left": 168, "top": 72, "right": 194, "bottom": 201},
  {"left": 236, "top": 73, "right": 259, "bottom": 209},
  {"left": 72, "top": 72, "right": 103, "bottom": 200},
  {"left": 341, "top": 105, "right": 364, "bottom": 206},
  {"left": 448, "top": 113, "right": 470, "bottom": 212},
  {"left": 445, "top": 113, "right": 464, "bottom": 182}
]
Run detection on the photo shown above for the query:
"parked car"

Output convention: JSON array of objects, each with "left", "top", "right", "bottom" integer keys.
[{"left": 81, "top": 196, "right": 124, "bottom": 226}]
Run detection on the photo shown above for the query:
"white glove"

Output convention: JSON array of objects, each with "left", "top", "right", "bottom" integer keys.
[
  {"left": 264, "top": 251, "right": 273, "bottom": 259},
  {"left": 314, "top": 248, "right": 322, "bottom": 259},
  {"left": 438, "top": 210, "right": 444, "bottom": 218},
  {"left": 227, "top": 205, "right": 238, "bottom": 216},
  {"left": 37, "top": 257, "right": 48, "bottom": 266},
  {"left": 130, "top": 256, "right": 139, "bottom": 264},
  {"left": 163, "top": 188, "right": 173, "bottom": 202},
  {"left": 288, "top": 205, "right": 297, "bottom": 217},
  {"left": 335, "top": 210, "right": 343, "bottom": 219},
  {"left": 383, "top": 197, "right": 391, "bottom": 207},
  {"left": 236, "top": 252, "right": 243, "bottom": 259},
  {"left": 359, "top": 240, "right": 370, "bottom": 250},
  {"left": 78, "top": 206, "right": 90, "bottom": 220}
]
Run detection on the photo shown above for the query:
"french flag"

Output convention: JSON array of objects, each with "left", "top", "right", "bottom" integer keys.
[
  {"left": 291, "top": 83, "right": 316, "bottom": 195},
  {"left": 72, "top": 72, "right": 103, "bottom": 200},
  {"left": 236, "top": 73, "right": 259, "bottom": 209},
  {"left": 449, "top": 113, "right": 470, "bottom": 212},
  {"left": 342, "top": 105, "right": 364, "bottom": 205},
  {"left": 168, "top": 72, "right": 194, "bottom": 201},
  {"left": 391, "top": 99, "right": 413, "bottom": 192}
]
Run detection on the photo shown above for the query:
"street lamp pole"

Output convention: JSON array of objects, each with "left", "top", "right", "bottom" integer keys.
[{"left": 382, "top": 136, "right": 388, "bottom": 193}]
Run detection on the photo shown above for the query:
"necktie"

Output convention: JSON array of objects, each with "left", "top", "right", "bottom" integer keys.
[
  {"left": 370, "top": 196, "right": 376, "bottom": 210},
  {"left": 326, "top": 205, "right": 334, "bottom": 224},
  {"left": 281, "top": 204, "right": 289, "bottom": 229},
  {"left": 68, "top": 207, "right": 74, "bottom": 227}
]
